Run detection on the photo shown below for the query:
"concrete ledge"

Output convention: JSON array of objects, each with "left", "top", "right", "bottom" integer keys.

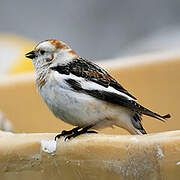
[{"left": 0, "top": 130, "right": 180, "bottom": 180}]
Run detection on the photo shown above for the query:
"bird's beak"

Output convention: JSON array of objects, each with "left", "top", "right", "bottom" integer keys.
[{"left": 25, "top": 50, "right": 36, "bottom": 59}]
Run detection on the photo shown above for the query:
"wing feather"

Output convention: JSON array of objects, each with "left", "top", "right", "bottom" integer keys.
[{"left": 51, "top": 57, "right": 137, "bottom": 100}]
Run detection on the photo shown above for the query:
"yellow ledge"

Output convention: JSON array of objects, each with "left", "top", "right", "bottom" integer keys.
[{"left": 0, "top": 130, "right": 180, "bottom": 180}]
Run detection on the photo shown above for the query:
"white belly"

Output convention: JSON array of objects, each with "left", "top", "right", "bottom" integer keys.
[
  {"left": 40, "top": 84, "right": 106, "bottom": 127},
  {"left": 38, "top": 72, "right": 133, "bottom": 129}
]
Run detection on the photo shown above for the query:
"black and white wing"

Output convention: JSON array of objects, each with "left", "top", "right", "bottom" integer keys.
[
  {"left": 51, "top": 57, "right": 136, "bottom": 100},
  {"left": 51, "top": 57, "right": 170, "bottom": 121}
]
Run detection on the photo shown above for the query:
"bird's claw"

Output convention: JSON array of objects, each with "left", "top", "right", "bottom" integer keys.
[
  {"left": 55, "top": 126, "right": 97, "bottom": 141},
  {"left": 54, "top": 134, "right": 63, "bottom": 141},
  {"left": 55, "top": 127, "right": 81, "bottom": 141},
  {"left": 64, "top": 130, "right": 98, "bottom": 141}
]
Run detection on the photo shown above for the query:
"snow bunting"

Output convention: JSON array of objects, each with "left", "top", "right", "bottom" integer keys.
[{"left": 25, "top": 39, "right": 170, "bottom": 140}]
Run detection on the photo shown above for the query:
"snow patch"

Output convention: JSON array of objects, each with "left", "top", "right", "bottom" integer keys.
[{"left": 41, "top": 140, "right": 57, "bottom": 154}]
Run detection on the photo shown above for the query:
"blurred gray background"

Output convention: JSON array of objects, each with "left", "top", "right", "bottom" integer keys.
[{"left": 1, "top": 0, "right": 180, "bottom": 60}]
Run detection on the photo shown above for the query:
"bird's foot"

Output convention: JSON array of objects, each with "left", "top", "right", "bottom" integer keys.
[
  {"left": 55, "top": 127, "right": 80, "bottom": 141},
  {"left": 64, "top": 126, "right": 97, "bottom": 141}
]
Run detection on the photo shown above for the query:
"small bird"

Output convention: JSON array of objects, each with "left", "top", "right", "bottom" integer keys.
[{"left": 25, "top": 39, "right": 170, "bottom": 140}]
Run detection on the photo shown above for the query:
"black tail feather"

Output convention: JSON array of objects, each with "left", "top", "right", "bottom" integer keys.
[
  {"left": 126, "top": 101, "right": 171, "bottom": 122},
  {"left": 162, "top": 114, "right": 171, "bottom": 119},
  {"left": 148, "top": 112, "right": 171, "bottom": 122},
  {"left": 130, "top": 101, "right": 171, "bottom": 122}
]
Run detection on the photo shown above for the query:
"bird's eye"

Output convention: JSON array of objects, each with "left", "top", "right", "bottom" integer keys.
[{"left": 40, "top": 50, "right": 45, "bottom": 55}]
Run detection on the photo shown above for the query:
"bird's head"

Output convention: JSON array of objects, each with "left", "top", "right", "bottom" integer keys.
[{"left": 25, "top": 39, "right": 78, "bottom": 71}]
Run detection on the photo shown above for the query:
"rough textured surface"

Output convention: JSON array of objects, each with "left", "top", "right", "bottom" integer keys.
[{"left": 0, "top": 131, "right": 180, "bottom": 180}]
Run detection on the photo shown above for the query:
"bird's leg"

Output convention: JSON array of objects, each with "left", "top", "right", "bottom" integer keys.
[
  {"left": 65, "top": 125, "right": 97, "bottom": 141},
  {"left": 55, "top": 127, "right": 80, "bottom": 140}
]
